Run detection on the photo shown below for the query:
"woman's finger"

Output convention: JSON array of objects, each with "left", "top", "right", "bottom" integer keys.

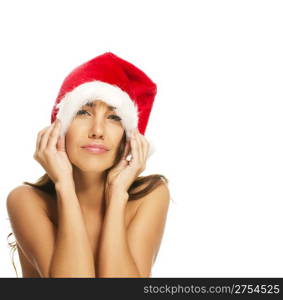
[
  {"left": 123, "top": 140, "right": 131, "bottom": 160},
  {"left": 35, "top": 126, "right": 49, "bottom": 153},
  {"left": 35, "top": 131, "right": 44, "bottom": 154},
  {"left": 39, "top": 123, "right": 55, "bottom": 151},
  {"left": 47, "top": 119, "right": 61, "bottom": 149},
  {"left": 134, "top": 129, "right": 143, "bottom": 163},
  {"left": 139, "top": 134, "right": 149, "bottom": 161},
  {"left": 130, "top": 130, "right": 139, "bottom": 164},
  {"left": 57, "top": 134, "right": 66, "bottom": 152}
]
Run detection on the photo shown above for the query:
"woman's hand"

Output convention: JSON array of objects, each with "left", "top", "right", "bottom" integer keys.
[
  {"left": 105, "top": 128, "right": 150, "bottom": 202},
  {"left": 33, "top": 119, "right": 74, "bottom": 185}
]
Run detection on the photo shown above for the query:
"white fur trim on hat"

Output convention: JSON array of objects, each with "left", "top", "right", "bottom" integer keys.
[{"left": 55, "top": 80, "right": 155, "bottom": 158}]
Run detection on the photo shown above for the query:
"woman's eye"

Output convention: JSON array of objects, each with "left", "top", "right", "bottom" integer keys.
[
  {"left": 76, "top": 109, "right": 91, "bottom": 116},
  {"left": 109, "top": 114, "right": 122, "bottom": 121},
  {"left": 76, "top": 110, "right": 121, "bottom": 121}
]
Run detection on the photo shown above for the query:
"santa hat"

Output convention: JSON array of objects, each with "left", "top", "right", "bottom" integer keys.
[{"left": 51, "top": 52, "right": 157, "bottom": 158}]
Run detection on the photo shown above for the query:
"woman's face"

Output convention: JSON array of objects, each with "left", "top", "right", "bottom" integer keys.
[{"left": 65, "top": 99, "right": 125, "bottom": 172}]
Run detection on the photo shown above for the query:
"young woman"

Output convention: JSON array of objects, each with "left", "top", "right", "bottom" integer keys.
[{"left": 6, "top": 52, "right": 170, "bottom": 278}]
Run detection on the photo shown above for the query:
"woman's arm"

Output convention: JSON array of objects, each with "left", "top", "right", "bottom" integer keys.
[
  {"left": 97, "top": 129, "right": 170, "bottom": 277},
  {"left": 49, "top": 181, "right": 95, "bottom": 278},
  {"left": 97, "top": 183, "right": 170, "bottom": 278},
  {"left": 97, "top": 190, "right": 141, "bottom": 278},
  {"left": 32, "top": 120, "right": 95, "bottom": 277}
]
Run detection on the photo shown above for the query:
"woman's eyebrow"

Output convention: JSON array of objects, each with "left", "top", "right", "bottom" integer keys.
[{"left": 85, "top": 102, "right": 117, "bottom": 111}]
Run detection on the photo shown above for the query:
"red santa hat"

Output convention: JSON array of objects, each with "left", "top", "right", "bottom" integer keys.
[{"left": 51, "top": 52, "right": 157, "bottom": 158}]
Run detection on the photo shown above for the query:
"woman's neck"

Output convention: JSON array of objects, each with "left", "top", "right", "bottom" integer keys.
[{"left": 72, "top": 168, "right": 107, "bottom": 212}]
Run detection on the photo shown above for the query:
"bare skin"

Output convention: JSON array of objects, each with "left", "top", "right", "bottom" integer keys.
[
  {"left": 7, "top": 99, "right": 170, "bottom": 277},
  {"left": 15, "top": 183, "right": 145, "bottom": 277}
]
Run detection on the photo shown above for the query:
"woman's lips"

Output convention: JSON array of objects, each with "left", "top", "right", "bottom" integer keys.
[{"left": 82, "top": 147, "right": 108, "bottom": 154}]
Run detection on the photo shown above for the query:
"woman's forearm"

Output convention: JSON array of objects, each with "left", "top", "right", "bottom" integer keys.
[
  {"left": 97, "top": 192, "right": 141, "bottom": 278},
  {"left": 49, "top": 181, "right": 95, "bottom": 278}
]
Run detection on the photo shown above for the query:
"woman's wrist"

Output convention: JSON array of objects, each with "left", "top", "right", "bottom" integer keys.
[
  {"left": 55, "top": 179, "right": 75, "bottom": 194},
  {"left": 105, "top": 187, "right": 129, "bottom": 208},
  {"left": 55, "top": 180, "right": 80, "bottom": 208}
]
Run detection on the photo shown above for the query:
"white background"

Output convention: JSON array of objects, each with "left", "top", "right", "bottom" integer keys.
[{"left": 1, "top": 0, "right": 282, "bottom": 277}]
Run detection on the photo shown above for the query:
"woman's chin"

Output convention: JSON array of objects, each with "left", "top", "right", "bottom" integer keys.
[{"left": 73, "top": 163, "right": 110, "bottom": 173}]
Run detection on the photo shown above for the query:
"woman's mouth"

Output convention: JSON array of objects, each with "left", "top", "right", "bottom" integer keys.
[{"left": 81, "top": 147, "right": 108, "bottom": 154}]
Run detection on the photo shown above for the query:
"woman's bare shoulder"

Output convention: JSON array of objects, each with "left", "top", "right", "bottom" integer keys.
[
  {"left": 131, "top": 176, "right": 168, "bottom": 196},
  {"left": 128, "top": 177, "right": 169, "bottom": 210},
  {"left": 7, "top": 184, "right": 55, "bottom": 212}
]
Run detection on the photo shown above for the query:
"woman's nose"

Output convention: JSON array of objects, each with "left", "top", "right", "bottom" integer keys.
[{"left": 88, "top": 117, "right": 105, "bottom": 139}]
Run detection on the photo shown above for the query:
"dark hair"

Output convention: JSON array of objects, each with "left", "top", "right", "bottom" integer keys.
[{"left": 7, "top": 130, "right": 170, "bottom": 277}]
